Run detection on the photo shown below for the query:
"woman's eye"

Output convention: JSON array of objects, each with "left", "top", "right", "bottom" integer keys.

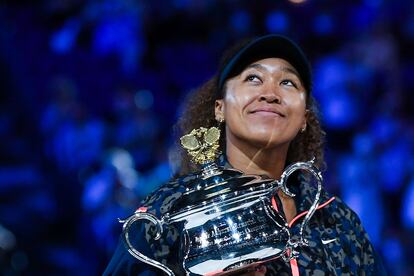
[
  {"left": 280, "top": 79, "right": 297, "bottom": 88},
  {"left": 245, "top": 74, "right": 261, "bottom": 83}
]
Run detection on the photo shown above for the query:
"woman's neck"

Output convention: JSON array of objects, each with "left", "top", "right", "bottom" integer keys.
[
  {"left": 225, "top": 139, "right": 289, "bottom": 180},
  {"left": 225, "top": 138, "right": 297, "bottom": 223}
]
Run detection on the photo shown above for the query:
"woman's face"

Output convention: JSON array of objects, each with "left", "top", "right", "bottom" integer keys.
[{"left": 215, "top": 58, "right": 307, "bottom": 150}]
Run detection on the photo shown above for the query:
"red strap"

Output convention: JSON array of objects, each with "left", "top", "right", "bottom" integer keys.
[
  {"left": 136, "top": 206, "right": 148, "bottom": 213},
  {"left": 271, "top": 196, "right": 336, "bottom": 276},
  {"left": 271, "top": 196, "right": 279, "bottom": 212},
  {"left": 290, "top": 258, "right": 300, "bottom": 276},
  {"left": 288, "top": 196, "right": 336, "bottom": 227}
]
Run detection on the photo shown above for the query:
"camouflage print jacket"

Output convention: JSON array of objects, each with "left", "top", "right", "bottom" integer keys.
[{"left": 104, "top": 159, "right": 387, "bottom": 276}]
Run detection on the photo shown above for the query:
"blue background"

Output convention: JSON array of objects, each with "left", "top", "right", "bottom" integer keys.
[{"left": 0, "top": 0, "right": 413, "bottom": 275}]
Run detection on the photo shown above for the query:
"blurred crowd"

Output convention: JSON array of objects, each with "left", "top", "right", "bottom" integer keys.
[{"left": 0, "top": 0, "right": 414, "bottom": 275}]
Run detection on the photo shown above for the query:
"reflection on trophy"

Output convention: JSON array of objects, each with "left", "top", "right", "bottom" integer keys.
[{"left": 119, "top": 127, "right": 323, "bottom": 276}]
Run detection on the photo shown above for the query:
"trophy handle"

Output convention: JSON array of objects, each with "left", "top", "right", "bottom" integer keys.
[
  {"left": 276, "top": 158, "right": 323, "bottom": 246},
  {"left": 119, "top": 211, "right": 175, "bottom": 276}
]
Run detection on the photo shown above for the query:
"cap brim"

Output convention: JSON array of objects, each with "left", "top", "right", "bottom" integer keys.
[{"left": 218, "top": 34, "right": 311, "bottom": 94}]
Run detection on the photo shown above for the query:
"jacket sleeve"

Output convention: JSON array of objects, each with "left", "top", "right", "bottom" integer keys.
[
  {"left": 354, "top": 214, "right": 387, "bottom": 275},
  {"left": 103, "top": 180, "right": 183, "bottom": 276},
  {"left": 341, "top": 199, "right": 387, "bottom": 276}
]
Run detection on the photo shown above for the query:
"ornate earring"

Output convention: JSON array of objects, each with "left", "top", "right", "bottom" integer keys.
[{"left": 216, "top": 117, "right": 224, "bottom": 124}]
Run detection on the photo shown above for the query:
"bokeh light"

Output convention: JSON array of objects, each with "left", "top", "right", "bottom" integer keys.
[
  {"left": 288, "top": 0, "right": 307, "bottom": 4},
  {"left": 266, "top": 11, "right": 290, "bottom": 33},
  {"left": 401, "top": 178, "right": 414, "bottom": 229}
]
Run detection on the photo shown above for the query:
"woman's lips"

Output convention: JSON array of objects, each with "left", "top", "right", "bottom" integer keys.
[{"left": 250, "top": 109, "right": 285, "bottom": 117}]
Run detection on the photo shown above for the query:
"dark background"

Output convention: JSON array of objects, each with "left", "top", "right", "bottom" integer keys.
[{"left": 0, "top": 0, "right": 413, "bottom": 275}]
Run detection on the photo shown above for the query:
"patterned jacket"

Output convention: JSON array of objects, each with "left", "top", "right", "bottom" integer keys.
[{"left": 104, "top": 160, "right": 386, "bottom": 276}]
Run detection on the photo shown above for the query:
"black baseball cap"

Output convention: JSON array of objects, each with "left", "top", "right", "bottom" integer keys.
[{"left": 217, "top": 34, "right": 312, "bottom": 96}]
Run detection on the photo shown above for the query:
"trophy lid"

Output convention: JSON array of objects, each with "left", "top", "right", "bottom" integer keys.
[{"left": 171, "top": 167, "right": 275, "bottom": 213}]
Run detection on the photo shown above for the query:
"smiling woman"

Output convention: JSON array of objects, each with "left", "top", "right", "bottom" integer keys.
[
  {"left": 104, "top": 35, "right": 386, "bottom": 276},
  {"left": 216, "top": 57, "right": 307, "bottom": 180}
]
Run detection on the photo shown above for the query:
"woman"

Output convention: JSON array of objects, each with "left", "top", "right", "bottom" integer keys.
[{"left": 104, "top": 35, "right": 386, "bottom": 275}]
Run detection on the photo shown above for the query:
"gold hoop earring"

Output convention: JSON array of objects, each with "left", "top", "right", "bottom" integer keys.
[
  {"left": 216, "top": 117, "right": 224, "bottom": 123},
  {"left": 300, "top": 125, "right": 306, "bottom": 133}
]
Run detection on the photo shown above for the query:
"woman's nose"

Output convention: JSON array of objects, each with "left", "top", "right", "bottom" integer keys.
[
  {"left": 258, "top": 83, "right": 282, "bottom": 103},
  {"left": 259, "top": 93, "right": 281, "bottom": 104}
]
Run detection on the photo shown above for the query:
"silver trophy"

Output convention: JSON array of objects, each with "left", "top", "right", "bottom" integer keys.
[{"left": 119, "top": 127, "right": 322, "bottom": 275}]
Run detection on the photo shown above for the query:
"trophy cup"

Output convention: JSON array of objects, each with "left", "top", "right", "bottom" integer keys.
[{"left": 119, "top": 127, "right": 322, "bottom": 275}]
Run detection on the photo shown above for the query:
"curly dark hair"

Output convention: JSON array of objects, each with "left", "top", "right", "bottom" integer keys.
[{"left": 173, "top": 74, "right": 326, "bottom": 176}]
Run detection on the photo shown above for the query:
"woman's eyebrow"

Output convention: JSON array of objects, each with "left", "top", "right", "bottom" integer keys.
[
  {"left": 280, "top": 66, "right": 300, "bottom": 78},
  {"left": 245, "top": 63, "right": 266, "bottom": 71}
]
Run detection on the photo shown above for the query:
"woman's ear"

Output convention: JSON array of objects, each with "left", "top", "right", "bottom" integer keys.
[
  {"left": 215, "top": 99, "right": 225, "bottom": 121},
  {"left": 301, "top": 109, "right": 309, "bottom": 132}
]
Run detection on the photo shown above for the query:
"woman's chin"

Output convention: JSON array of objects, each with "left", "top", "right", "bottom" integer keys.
[{"left": 243, "top": 134, "right": 290, "bottom": 149}]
